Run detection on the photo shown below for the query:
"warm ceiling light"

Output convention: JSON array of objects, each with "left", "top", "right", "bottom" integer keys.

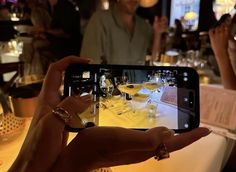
[
  {"left": 139, "top": 0, "right": 159, "bottom": 8},
  {"left": 184, "top": 11, "right": 197, "bottom": 20},
  {"left": 216, "top": 0, "right": 235, "bottom": 5}
]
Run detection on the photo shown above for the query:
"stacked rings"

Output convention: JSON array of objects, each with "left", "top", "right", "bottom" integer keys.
[{"left": 52, "top": 107, "right": 72, "bottom": 124}]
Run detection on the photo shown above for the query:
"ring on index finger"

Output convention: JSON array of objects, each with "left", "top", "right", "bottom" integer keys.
[
  {"left": 52, "top": 106, "right": 87, "bottom": 129},
  {"left": 52, "top": 107, "right": 73, "bottom": 124}
]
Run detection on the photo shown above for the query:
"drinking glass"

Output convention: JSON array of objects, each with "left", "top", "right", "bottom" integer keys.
[
  {"left": 146, "top": 100, "right": 159, "bottom": 118},
  {"left": 117, "top": 83, "right": 142, "bottom": 113},
  {"left": 100, "top": 75, "right": 114, "bottom": 98},
  {"left": 143, "top": 81, "right": 162, "bottom": 93},
  {"left": 116, "top": 75, "right": 128, "bottom": 99},
  {"left": 104, "top": 79, "right": 114, "bottom": 98},
  {"left": 119, "top": 84, "right": 142, "bottom": 96}
]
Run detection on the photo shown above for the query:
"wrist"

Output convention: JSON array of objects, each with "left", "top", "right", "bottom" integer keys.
[
  {"left": 8, "top": 159, "right": 27, "bottom": 172},
  {"left": 153, "top": 32, "right": 162, "bottom": 38},
  {"left": 214, "top": 49, "right": 228, "bottom": 61},
  {"left": 215, "top": 54, "right": 231, "bottom": 67}
]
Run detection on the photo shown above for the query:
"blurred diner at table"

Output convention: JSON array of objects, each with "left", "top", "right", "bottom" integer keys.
[
  {"left": 209, "top": 11, "right": 236, "bottom": 172},
  {"left": 80, "top": 0, "right": 168, "bottom": 65}
]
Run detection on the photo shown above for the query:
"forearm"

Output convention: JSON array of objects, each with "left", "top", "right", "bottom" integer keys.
[
  {"left": 50, "top": 155, "right": 93, "bottom": 172},
  {"left": 151, "top": 33, "right": 162, "bottom": 61},
  {"left": 8, "top": 158, "right": 24, "bottom": 172},
  {"left": 214, "top": 51, "right": 236, "bottom": 90},
  {"left": 8, "top": 157, "right": 33, "bottom": 172},
  {"left": 46, "top": 29, "right": 70, "bottom": 38}
]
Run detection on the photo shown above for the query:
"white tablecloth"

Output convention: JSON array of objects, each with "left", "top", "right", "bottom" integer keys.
[
  {"left": 0, "top": 118, "right": 234, "bottom": 172},
  {"left": 0, "top": 52, "right": 20, "bottom": 81},
  {"left": 112, "top": 133, "right": 234, "bottom": 172}
]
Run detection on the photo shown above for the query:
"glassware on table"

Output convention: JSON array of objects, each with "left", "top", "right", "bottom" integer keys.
[
  {"left": 143, "top": 73, "right": 163, "bottom": 118},
  {"left": 144, "top": 71, "right": 163, "bottom": 96},
  {"left": 143, "top": 82, "right": 162, "bottom": 92},
  {"left": 100, "top": 75, "right": 114, "bottom": 99},
  {"left": 104, "top": 79, "right": 114, "bottom": 98},
  {"left": 142, "top": 83, "right": 160, "bottom": 118},
  {"left": 116, "top": 75, "right": 128, "bottom": 99},
  {"left": 146, "top": 100, "right": 159, "bottom": 118},
  {"left": 117, "top": 84, "right": 142, "bottom": 97},
  {"left": 117, "top": 83, "right": 142, "bottom": 113}
]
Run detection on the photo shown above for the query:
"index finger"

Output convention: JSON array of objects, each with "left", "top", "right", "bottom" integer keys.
[
  {"left": 165, "top": 127, "right": 210, "bottom": 152},
  {"left": 69, "top": 126, "right": 172, "bottom": 154},
  {"left": 42, "top": 56, "right": 90, "bottom": 94}
]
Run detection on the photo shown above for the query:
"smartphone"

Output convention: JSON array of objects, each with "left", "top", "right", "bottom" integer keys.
[{"left": 64, "top": 64, "right": 200, "bottom": 133}]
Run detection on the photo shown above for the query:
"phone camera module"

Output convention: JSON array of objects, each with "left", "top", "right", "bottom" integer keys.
[
  {"left": 184, "top": 123, "right": 189, "bottom": 128},
  {"left": 183, "top": 72, "right": 188, "bottom": 76}
]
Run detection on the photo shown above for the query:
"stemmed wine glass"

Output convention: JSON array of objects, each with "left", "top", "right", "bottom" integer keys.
[
  {"left": 116, "top": 75, "right": 128, "bottom": 100},
  {"left": 100, "top": 75, "right": 114, "bottom": 109},
  {"left": 117, "top": 83, "right": 142, "bottom": 113},
  {"left": 143, "top": 72, "right": 163, "bottom": 118},
  {"left": 104, "top": 79, "right": 114, "bottom": 99}
]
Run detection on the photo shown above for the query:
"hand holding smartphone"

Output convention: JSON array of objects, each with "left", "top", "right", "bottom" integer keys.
[{"left": 64, "top": 64, "right": 200, "bottom": 133}]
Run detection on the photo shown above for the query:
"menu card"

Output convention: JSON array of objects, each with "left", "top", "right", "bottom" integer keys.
[{"left": 200, "top": 85, "right": 236, "bottom": 139}]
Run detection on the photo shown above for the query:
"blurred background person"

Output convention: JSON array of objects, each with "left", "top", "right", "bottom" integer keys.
[
  {"left": 18, "top": 0, "right": 52, "bottom": 75},
  {"left": 0, "top": 5, "right": 17, "bottom": 42},
  {"left": 78, "top": 0, "right": 101, "bottom": 35},
  {"left": 209, "top": 13, "right": 236, "bottom": 90},
  {"left": 172, "top": 18, "right": 186, "bottom": 51},
  {"left": 46, "top": 0, "right": 82, "bottom": 60},
  {"left": 80, "top": 0, "right": 167, "bottom": 65},
  {"left": 20, "top": 0, "right": 84, "bottom": 74},
  {"left": 209, "top": 13, "right": 236, "bottom": 172}
]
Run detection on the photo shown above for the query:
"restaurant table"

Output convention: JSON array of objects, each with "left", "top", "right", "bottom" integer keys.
[
  {"left": 0, "top": 117, "right": 234, "bottom": 172},
  {"left": 0, "top": 43, "right": 21, "bottom": 82},
  {"left": 112, "top": 131, "right": 234, "bottom": 172}
]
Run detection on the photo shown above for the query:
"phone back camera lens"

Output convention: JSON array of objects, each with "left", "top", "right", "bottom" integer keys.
[{"left": 183, "top": 77, "right": 188, "bottom": 81}]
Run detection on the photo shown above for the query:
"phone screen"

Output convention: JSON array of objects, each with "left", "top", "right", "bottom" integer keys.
[{"left": 64, "top": 64, "right": 199, "bottom": 132}]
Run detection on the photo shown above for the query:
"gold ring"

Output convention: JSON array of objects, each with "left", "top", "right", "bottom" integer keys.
[
  {"left": 154, "top": 143, "right": 170, "bottom": 161},
  {"left": 52, "top": 107, "right": 72, "bottom": 124}
]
